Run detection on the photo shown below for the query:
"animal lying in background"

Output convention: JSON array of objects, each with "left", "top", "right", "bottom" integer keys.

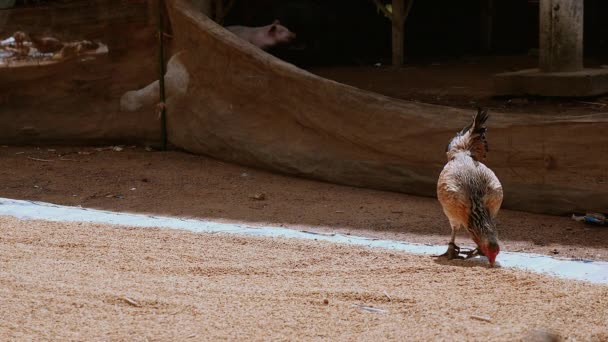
[
  {"left": 435, "top": 108, "right": 503, "bottom": 267},
  {"left": 226, "top": 20, "right": 296, "bottom": 50},
  {"left": 120, "top": 20, "right": 296, "bottom": 112},
  {"left": 120, "top": 52, "right": 189, "bottom": 112},
  {"left": 1, "top": 31, "right": 102, "bottom": 61}
]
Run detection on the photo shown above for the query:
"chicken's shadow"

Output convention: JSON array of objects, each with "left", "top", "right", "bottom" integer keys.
[{"left": 432, "top": 256, "right": 499, "bottom": 269}]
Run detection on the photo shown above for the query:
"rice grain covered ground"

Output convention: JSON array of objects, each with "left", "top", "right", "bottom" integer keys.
[{"left": 1, "top": 216, "right": 607, "bottom": 341}]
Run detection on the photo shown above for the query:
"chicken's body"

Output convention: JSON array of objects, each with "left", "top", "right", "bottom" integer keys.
[{"left": 436, "top": 108, "right": 503, "bottom": 266}]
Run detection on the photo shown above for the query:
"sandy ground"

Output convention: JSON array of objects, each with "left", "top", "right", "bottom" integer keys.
[
  {"left": 1, "top": 216, "right": 607, "bottom": 340},
  {"left": 1, "top": 146, "right": 607, "bottom": 263}
]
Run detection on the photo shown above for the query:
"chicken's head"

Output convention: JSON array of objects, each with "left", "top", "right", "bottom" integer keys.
[{"left": 480, "top": 240, "right": 500, "bottom": 267}]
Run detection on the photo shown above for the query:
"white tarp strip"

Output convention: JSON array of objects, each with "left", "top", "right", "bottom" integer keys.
[{"left": 1, "top": 197, "right": 607, "bottom": 284}]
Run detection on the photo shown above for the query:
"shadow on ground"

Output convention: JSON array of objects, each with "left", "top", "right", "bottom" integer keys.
[{"left": 1, "top": 146, "right": 606, "bottom": 261}]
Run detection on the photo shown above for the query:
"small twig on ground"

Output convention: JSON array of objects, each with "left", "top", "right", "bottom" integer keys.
[
  {"left": 122, "top": 296, "right": 141, "bottom": 307},
  {"left": 352, "top": 304, "right": 388, "bottom": 313},
  {"left": 383, "top": 290, "right": 392, "bottom": 302},
  {"left": 26, "top": 157, "right": 53, "bottom": 162},
  {"left": 470, "top": 314, "right": 492, "bottom": 323}
]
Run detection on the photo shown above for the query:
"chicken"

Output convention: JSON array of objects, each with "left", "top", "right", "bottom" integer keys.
[{"left": 435, "top": 108, "right": 503, "bottom": 267}]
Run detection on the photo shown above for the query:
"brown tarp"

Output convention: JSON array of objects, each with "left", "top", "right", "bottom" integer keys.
[{"left": 1, "top": 0, "right": 606, "bottom": 215}]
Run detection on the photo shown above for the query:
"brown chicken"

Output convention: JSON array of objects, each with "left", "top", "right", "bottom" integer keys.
[{"left": 436, "top": 108, "right": 503, "bottom": 266}]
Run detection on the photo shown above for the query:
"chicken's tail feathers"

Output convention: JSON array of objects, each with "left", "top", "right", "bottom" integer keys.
[{"left": 446, "top": 107, "right": 489, "bottom": 161}]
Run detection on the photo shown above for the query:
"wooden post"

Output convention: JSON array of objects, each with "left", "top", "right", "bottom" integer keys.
[
  {"left": 539, "top": 0, "right": 583, "bottom": 72},
  {"left": 480, "top": 0, "right": 494, "bottom": 52},
  {"left": 391, "top": 0, "right": 405, "bottom": 66},
  {"left": 371, "top": 0, "right": 413, "bottom": 66}
]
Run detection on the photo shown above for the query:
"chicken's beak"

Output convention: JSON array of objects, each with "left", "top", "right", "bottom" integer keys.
[{"left": 487, "top": 255, "right": 497, "bottom": 268}]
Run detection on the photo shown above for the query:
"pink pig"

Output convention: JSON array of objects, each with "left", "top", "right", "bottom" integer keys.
[{"left": 225, "top": 20, "right": 296, "bottom": 50}]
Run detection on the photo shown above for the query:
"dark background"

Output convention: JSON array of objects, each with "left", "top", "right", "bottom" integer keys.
[
  {"left": 222, "top": 0, "right": 608, "bottom": 66},
  {"left": 9, "top": 0, "right": 608, "bottom": 66}
]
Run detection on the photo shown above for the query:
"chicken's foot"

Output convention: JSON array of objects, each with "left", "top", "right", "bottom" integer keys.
[
  {"left": 434, "top": 242, "right": 464, "bottom": 260},
  {"left": 461, "top": 247, "right": 485, "bottom": 259}
]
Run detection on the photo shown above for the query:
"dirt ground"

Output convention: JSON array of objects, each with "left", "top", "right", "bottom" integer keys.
[
  {"left": 2, "top": 55, "right": 608, "bottom": 340},
  {"left": 1, "top": 145, "right": 607, "bottom": 263},
  {"left": 1, "top": 216, "right": 607, "bottom": 340},
  {"left": 310, "top": 55, "right": 608, "bottom": 115}
]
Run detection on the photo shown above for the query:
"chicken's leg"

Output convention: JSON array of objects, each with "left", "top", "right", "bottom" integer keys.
[{"left": 434, "top": 227, "right": 464, "bottom": 260}]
